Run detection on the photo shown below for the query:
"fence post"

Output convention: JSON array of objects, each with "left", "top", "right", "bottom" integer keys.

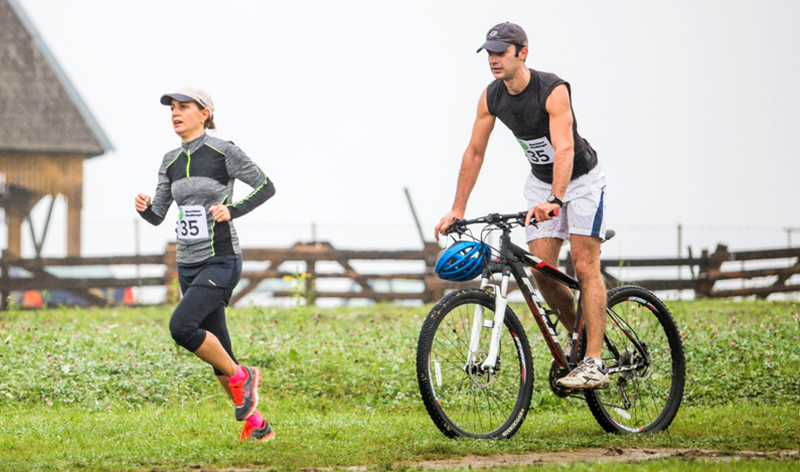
[
  {"left": 163, "top": 243, "right": 179, "bottom": 304},
  {"left": 305, "top": 258, "right": 316, "bottom": 306},
  {"left": 423, "top": 242, "right": 443, "bottom": 302},
  {"left": 1, "top": 250, "right": 8, "bottom": 310},
  {"left": 696, "top": 245, "right": 729, "bottom": 298},
  {"left": 563, "top": 250, "right": 576, "bottom": 278}
]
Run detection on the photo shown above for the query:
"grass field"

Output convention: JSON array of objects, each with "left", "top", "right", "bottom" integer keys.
[{"left": 1, "top": 297, "right": 799, "bottom": 471}]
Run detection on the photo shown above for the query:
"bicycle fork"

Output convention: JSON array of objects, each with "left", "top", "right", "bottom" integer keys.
[{"left": 466, "top": 274, "right": 510, "bottom": 372}]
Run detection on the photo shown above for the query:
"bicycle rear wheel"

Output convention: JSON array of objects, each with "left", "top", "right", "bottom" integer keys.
[
  {"left": 416, "top": 289, "right": 534, "bottom": 439},
  {"left": 584, "top": 286, "right": 685, "bottom": 433}
]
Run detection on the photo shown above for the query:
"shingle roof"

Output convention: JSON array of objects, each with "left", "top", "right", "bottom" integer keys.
[{"left": 0, "top": 0, "right": 113, "bottom": 158}]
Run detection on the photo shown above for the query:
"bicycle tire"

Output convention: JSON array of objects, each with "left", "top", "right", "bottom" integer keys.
[
  {"left": 583, "top": 286, "right": 685, "bottom": 434},
  {"left": 416, "top": 288, "right": 534, "bottom": 439}
]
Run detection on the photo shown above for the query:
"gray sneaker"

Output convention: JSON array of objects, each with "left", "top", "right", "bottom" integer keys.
[
  {"left": 556, "top": 357, "right": 610, "bottom": 389},
  {"left": 230, "top": 366, "right": 261, "bottom": 421},
  {"left": 240, "top": 419, "right": 276, "bottom": 442}
]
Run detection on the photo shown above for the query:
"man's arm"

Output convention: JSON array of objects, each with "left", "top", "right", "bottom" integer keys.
[
  {"left": 435, "top": 88, "right": 496, "bottom": 240},
  {"left": 530, "top": 83, "right": 574, "bottom": 224}
]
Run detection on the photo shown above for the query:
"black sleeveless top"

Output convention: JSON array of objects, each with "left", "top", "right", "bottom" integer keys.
[{"left": 486, "top": 68, "right": 597, "bottom": 183}]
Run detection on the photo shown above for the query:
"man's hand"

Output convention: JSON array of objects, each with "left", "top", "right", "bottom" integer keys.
[
  {"left": 434, "top": 209, "right": 465, "bottom": 241},
  {"left": 209, "top": 204, "right": 231, "bottom": 222},
  {"left": 526, "top": 202, "right": 561, "bottom": 226},
  {"left": 135, "top": 194, "right": 152, "bottom": 212}
]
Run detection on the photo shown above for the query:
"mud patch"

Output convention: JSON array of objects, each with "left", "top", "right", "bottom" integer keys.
[
  {"left": 407, "top": 448, "right": 799, "bottom": 469},
  {"left": 195, "top": 449, "right": 800, "bottom": 472}
]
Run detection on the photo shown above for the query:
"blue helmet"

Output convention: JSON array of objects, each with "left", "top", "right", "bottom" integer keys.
[{"left": 435, "top": 241, "right": 491, "bottom": 281}]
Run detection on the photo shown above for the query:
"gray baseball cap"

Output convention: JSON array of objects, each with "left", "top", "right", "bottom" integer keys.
[
  {"left": 477, "top": 22, "right": 528, "bottom": 53},
  {"left": 160, "top": 86, "right": 215, "bottom": 116}
]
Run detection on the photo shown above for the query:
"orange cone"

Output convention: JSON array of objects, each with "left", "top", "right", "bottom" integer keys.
[
  {"left": 123, "top": 287, "right": 136, "bottom": 305},
  {"left": 22, "top": 290, "right": 44, "bottom": 309}
]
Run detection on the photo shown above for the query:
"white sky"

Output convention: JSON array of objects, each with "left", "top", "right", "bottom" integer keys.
[{"left": 6, "top": 0, "right": 800, "bottom": 260}]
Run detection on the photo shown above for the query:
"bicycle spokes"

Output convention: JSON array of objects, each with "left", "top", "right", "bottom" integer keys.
[
  {"left": 417, "top": 290, "right": 534, "bottom": 439},
  {"left": 584, "top": 287, "right": 685, "bottom": 434}
]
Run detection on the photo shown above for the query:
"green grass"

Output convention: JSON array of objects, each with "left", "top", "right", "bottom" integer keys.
[{"left": 0, "top": 299, "right": 799, "bottom": 471}]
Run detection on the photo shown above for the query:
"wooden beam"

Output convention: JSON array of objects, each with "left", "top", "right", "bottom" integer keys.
[
  {"left": 712, "top": 264, "right": 800, "bottom": 282},
  {"left": 728, "top": 247, "right": 800, "bottom": 261},
  {"left": 709, "top": 284, "right": 800, "bottom": 298},
  {"left": 2, "top": 254, "right": 165, "bottom": 266},
  {"left": 66, "top": 187, "right": 82, "bottom": 257},
  {"left": 2, "top": 277, "right": 163, "bottom": 291},
  {"left": 6, "top": 204, "right": 24, "bottom": 257}
]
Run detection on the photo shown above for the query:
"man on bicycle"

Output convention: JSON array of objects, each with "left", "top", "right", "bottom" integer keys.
[{"left": 434, "top": 22, "right": 609, "bottom": 390}]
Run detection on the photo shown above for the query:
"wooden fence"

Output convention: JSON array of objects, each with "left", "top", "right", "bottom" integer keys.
[{"left": 1, "top": 242, "right": 799, "bottom": 309}]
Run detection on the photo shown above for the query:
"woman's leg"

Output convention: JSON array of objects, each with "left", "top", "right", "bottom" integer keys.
[
  {"left": 200, "top": 303, "right": 238, "bottom": 401},
  {"left": 193, "top": 331, "right": 238, "bottom": 378},
  {"left": 169, "top": 285, "right": 237, "bottom": 377}
]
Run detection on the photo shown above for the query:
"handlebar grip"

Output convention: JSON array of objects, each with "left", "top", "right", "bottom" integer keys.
[{"left": 549, "top": 208, "right": 560, "bottom": 218}]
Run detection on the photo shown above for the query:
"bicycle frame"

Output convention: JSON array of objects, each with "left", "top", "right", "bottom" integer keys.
[
  {"left": 461, "top": 217, "right": 650, "bottom": 383},
  {"left": 424, "top": 212, "right": 685, "bottom": 438},
  {"left": 467, "top": 223, "right": 582, "bottom": 373}
]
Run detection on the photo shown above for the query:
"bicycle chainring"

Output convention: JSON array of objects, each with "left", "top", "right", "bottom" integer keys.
[{"left": 548, "top": 361, "right": 572, "bottom": 398}]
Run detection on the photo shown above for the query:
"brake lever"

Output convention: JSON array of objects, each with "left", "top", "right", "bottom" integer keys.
[{"left": 445, "top": 220, "right": 466, "bottom": 235}]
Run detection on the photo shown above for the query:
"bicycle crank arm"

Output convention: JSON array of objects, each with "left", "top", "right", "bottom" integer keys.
[{"left": 607, "top": 363, "right": 647, "bottom": 375}]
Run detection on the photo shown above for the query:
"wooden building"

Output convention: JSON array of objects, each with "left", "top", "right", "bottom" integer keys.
[{"left": 0, "top": 0, "right": 112, "bottom": 257}]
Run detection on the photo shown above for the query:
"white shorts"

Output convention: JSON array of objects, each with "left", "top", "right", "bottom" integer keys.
[{"left": 524, "top": 165, "right": 607, "bottom": 243}]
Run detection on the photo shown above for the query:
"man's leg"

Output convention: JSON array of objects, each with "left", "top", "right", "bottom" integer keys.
[
  {"left": 555, "top": 233, "right": 610, "bottom": 390},
  {"left": 529, "top": 237, "right": 576, "bottom": 333},
  {"left": 569, "top": 234, "right": 606, "bottom": 359}
]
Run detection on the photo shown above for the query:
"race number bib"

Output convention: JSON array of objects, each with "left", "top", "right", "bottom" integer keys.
[
  {"left": 176, "top": 205, "right": 210, "bottom": 240},
  {"left": 518, "top": 136, "right": 555, "bottom": 165}
]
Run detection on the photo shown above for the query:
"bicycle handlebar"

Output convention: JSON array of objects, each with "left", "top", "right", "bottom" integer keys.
[{"left": 445, "top": 211, "right": 531, "bottom": 235}]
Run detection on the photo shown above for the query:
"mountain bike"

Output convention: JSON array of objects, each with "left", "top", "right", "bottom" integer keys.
[{"left": 416, "top": 211, "right": 685, "bottom": 439}]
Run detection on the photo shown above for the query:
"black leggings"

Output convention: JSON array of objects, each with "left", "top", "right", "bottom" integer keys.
[{"left": 169, "top": 254, "right": 242, "bottom": 376}]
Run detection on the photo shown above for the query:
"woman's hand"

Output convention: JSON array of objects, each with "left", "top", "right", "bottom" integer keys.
[
  {"left": 209, "top": 204, "right": 231, "bottom": 222},
  {"left": 135, "top": 194, "right": 152, "bottom": 212}
]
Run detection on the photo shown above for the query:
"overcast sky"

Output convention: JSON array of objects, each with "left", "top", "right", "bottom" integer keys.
[{"left": 6, "top": 0, "right": 800, "bottom": 260}]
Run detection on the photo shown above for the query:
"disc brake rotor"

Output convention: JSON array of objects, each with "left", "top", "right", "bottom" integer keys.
[
  {"left": 619, "top": 346, "right": 651, "bottom": 381},
  {"left": 466, "top": 349, "right": 496, "bottom": 388}
]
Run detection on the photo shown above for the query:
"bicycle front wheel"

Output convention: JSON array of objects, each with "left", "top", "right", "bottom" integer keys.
[
  {"left": 584, "top": 286, "right": 685, "bottom": 434},
  {"left": 416, "top": 289, "right": 534, "bottom": 439}
]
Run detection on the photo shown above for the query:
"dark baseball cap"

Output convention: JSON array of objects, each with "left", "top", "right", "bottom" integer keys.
[{"left": 476, "top": 22, "right": 528, "bottom": 53}]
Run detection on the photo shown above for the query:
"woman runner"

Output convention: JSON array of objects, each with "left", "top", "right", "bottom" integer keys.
[{"left": 134, "top": 86, "right": 277, "bottom": 441}]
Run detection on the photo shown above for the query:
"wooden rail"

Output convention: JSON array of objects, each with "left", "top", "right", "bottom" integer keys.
[
  {"left": 594, "top": 245, "right": 800, "bottom": 298},
  {"left": 2, "top": 243, "right": 799, "bottom": 309}
]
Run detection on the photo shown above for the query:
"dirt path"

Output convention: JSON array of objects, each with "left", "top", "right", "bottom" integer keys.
[
  {"left": 203, "top": 448, "right": 799, "bottom": 472},
  {"left": 405, "top": 447, "right": 799, "bottom": 469}
]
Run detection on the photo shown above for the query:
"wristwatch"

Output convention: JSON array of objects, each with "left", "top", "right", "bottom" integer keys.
[{"left": 546, "top": 194, "right": 563, "bottom": 207}]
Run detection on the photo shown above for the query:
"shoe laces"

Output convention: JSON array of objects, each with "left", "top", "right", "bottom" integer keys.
[
  {"left": 230, "top": 381, "right": 244, "bottom": 406},
  {"left": 570, "top": 359, "right": 597, "bottom": 377},
  {"left": 240, "top": 421, "right": 254, "bottom": 440}
]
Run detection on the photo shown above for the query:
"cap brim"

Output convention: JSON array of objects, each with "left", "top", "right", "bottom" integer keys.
[
  {"left": 160, "top": 93, "right": 196, "bottom": 105},
  {"left": 476, "top": 40, "right": 513, "bottom": 53}
]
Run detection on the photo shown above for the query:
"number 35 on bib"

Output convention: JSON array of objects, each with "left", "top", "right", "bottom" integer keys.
[
  {"left": 518, "top": 137, "right": 555, "bottom": 165},
  {"left": 176, "top": 205, "right": 210, "bottom": 241}
]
